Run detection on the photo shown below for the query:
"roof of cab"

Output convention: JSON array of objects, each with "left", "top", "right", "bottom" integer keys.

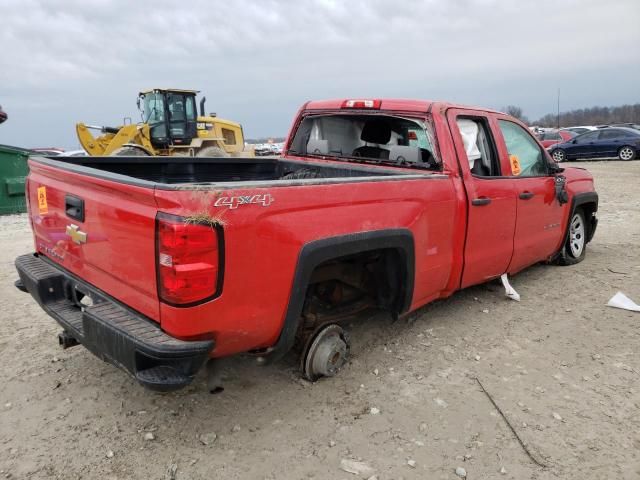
[
  {"left": 139, "top": 88, "right": 200, "bottom": 95},
  {"left": 303, "top": 98, "right": 504, "bottom": 115}
]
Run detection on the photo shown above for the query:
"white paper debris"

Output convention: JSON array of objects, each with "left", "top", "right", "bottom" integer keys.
[
  {"left": 500, "top": 273, "right": 521, "bottom": 302},
  {"left": 606, "top": 291, "right": 640, "bottom": 312}
]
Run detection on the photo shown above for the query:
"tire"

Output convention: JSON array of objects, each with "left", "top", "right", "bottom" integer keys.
[
  {"left": 551, "top": 149, "right": 566, "bottom": 163},
  {"left": 196, "top": 146, "right": 229, "bottom": 157},
  {"left": 110, "top": 146, "right": 150, "bottom": 156},
  {"left": 281, "top": 168, "right": 326, "bottom": 180},
  {"left": 618, "top": 146, "right": 636, "bottom": 161},
  {"left": 554, "top": 209, "right": 587, "bottom": 266}
]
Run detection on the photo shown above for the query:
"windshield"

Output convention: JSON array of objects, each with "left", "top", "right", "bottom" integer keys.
[
  {"left": 288, "top": 114, "right": 439, "bottom": 168},
  {"left": 141, "top": 93, "right": 165, "bottom": 125}
]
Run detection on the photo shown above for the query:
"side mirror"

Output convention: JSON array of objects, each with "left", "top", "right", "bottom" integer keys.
[
  {"left": 571, "top": 139, "right": 577, "bottom": 144},
  {"left": 548, "top": 161, "right": 564, "bottom": 174}
]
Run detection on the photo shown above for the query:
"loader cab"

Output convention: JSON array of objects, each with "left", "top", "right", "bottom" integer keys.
[{"left": 139, "top": 89, "right": 198, "bottom": 147}]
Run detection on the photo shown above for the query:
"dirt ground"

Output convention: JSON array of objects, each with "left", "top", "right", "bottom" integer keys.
[{"left": 0, "top": 161, "right": 638, "bottom": 480}]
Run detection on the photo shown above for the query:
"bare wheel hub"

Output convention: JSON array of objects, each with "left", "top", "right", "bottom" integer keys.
[{"left": 303, "top": 324, "right": 349, "bottom": 381}]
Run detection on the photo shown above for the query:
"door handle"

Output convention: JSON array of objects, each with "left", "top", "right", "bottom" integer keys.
[
  {"left": 65, "top": 194, "right": 85, "bottom": 222},
  {"left": 519, "top": 191, "right": 535, "bottom": 200},
  {"left": 471, "top": 197, "right": 491, "bottom": 206}
]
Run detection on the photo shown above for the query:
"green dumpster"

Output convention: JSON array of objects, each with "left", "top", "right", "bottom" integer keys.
[{"left": 0, "top": 144, "right": 30, "bottom": 215}]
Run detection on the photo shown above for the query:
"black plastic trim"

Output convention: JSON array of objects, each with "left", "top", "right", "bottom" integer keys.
[
  {"left": 264, "top": 229, "right": 415, "bottom": 363},
  {"left": 155, "top": 212, "right": 225, "bottom": 308},
  {"left": 65, "top": 194, "right": 85, "bottom": 222}
]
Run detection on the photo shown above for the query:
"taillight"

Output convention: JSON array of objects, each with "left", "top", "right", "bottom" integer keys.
[
  {"left": 156, "top": 213, "right": 223, "bottom": 306},
  {"left": 341, "top": 99, "right": 382, "bottom": 109}
]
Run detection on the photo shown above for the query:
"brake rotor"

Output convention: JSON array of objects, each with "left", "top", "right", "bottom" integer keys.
[{"left": 303, "top": 324, "right": 350, "bottom": 381}]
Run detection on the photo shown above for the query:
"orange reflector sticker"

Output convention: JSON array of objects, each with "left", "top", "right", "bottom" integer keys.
[
  {"left": 510, "top": 155, "right": 521, "bottom": 176},
  {"left": 37, "top": 186, "right": 48, "bottom": 214}
]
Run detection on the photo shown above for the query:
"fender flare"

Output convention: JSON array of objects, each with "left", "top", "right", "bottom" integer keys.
[
  {"left": 264, "top": 229, "right": 415, "bottom": 363},
  {"left": 569, "top": 191, "right": 599, "bottom": 243}
]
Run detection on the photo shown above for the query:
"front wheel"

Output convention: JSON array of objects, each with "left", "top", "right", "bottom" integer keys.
[
  {"left": 551, "top": 149, "right": 566, "bottom": 162},
  {"left": 554, "top": 209, "right": 587, "bottom": 266},
  {"left": 618, "top": 146, "right": 636, "bottom": 161}
]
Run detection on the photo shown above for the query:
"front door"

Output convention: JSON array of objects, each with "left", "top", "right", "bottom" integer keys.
[
  {"left": 494, "top": 118, "right": 569, "bottom": 273},
  {"left": 571, "top": 130, "right": 600, "bottom": 159},
  {"left": 447, "top": 109, "right": 518, "bottom": 289}
]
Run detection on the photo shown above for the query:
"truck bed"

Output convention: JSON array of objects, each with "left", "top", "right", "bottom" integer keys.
[{"left": 39, "top": 156, "right": 428, "bottom": 186}]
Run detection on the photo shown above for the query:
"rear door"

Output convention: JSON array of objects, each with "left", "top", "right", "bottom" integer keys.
[
  {"left": 27, "top": 158, "right": 160, "bottom": 320},
  {"left": 596, "top": 129, "right": 624, "bottom": 157},
  {"left": 447, "top": 109, "right": 517, "bottom": 288},
  {"left": 493, "top": 119, "right": 569, "bottom": 273}
]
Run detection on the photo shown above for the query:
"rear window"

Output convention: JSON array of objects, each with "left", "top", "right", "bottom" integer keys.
[{"left": 288, "top": 114, "right": 439, "bottom": 168}]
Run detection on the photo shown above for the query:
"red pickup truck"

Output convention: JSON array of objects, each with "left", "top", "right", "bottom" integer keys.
[{"left": 15, "top": 99, "right": 598, "bottom": 392}]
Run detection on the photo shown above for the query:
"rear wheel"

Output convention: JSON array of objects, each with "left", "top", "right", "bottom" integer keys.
[
  {"left": 303, "top": 324, "right": 350, "bottom": 381},
  {"left": 552, "top": 149, "right": 566, "bottom": 162},
  {"left": 618, "top": 146, "right": 636, "bottom": 161},
  {"left": 555, "top": 209, "right": 587, "bottom": 266},
  {"left": 110, "top": 146, "right": 150, "bottom": 156},
  {"left": 196, "top": 146, "right": 229, "bottom": 157}
]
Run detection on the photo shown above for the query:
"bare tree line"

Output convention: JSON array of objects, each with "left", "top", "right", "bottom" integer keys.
[{"left": 502, "top": 104, "right": 640, "bottom": 127}]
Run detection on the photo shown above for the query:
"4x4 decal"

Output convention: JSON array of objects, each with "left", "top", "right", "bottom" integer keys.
[{"left": 214, "top": 193, "right": 274, "bottom": 209}]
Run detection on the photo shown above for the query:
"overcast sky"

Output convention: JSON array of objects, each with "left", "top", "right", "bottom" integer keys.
[{"left": 1, "top": 0, "right": 639, "bottom": 149}]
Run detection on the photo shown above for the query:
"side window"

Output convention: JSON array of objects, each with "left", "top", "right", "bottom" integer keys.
[
  {"left": 456, "top": 117, "right": 501, "bottom": 177},
  {"left": 545, "top": 131, "right": 561, "bottom": 141},
  {"left": 598, "top": 129, "right": 620, "bottom": 140},
  {"left": 576, "top": 131, "right": 598, "bottom": 143},
  {"left": 221, "top": 128, "right": 236, "bottom": 145},
  {"left": 497, "top": 120, "right": 547, "bottom": 177},
  {"left": 185, "top": 96, "right": 196, "bottom": 121}
]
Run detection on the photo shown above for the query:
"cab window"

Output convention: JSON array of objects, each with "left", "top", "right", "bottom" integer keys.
[
  {"left": 498, "top": 120, "right": 547, "bottom": 177},
  {"left": 455, "top": 117, "right": 501, "bottom": 177}
]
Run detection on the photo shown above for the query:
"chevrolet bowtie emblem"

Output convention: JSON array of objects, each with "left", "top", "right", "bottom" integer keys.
[{"left": 66, "top": 224, "right": 87, "bottom": 244}]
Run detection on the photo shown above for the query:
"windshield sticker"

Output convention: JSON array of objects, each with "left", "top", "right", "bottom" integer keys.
[{"left": 214, "top": 193, "right": 274, "bottom": 209}]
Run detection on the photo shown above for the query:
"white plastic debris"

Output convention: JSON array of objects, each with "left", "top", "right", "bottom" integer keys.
[
  {"left": 500, "top": 274, "right": 521, "bottom": 302},
  {"left": 606, "top": 291, "right": 640, "bottom": 312},
  {"left": 339, "top": 459, "right": 375, "bottom": 477}
]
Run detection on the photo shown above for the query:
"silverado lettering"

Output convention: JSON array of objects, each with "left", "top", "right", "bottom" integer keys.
[{"left": 15, "top": 98, "right": 598, "bottom": 392}]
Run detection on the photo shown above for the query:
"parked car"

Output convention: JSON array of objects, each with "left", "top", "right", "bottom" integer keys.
[
  {"left": 15, "top": 98, "right": 598, "bottom": 391},
  {"left": 31, "top": 148, "right": 65, "bottom": 156},
  {"left": 60, "top": 149, "right": 88, "bottom": 157},
  {"left": 537, "top": 129, "right": 576, "bottom": 148},
  {"left": 597, "top": 123, "right": 640, "bottom": 131},
  {"left": 549, "top": 127, "right": 640, "bottom": 162},
  {"left": 561, "top": 126, "right": 598, "bottom": 135}
]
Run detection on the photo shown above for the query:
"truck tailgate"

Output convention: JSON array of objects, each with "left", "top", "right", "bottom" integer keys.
[{"left": 27, "top": 159, "right": 160, "bottom": 321}]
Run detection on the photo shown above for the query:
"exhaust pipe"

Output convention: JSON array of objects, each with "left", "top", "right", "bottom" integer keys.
[
  {"left": 58, "top": 331, "right": 79, "bottom": 349},
  {"left": 200, "top": 97, "right": 206, "bottom": 116}
]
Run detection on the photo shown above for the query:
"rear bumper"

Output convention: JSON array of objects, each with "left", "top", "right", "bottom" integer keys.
[{"left": 15, "top": 253, "right": 214, "bottom": 392}]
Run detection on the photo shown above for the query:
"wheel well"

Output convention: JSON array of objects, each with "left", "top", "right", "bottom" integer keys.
[
  {"left": 263, "top": 229, "right": 414, "bottom": 363},
  {"left": 296, "top": 248, "right": 407, "bottom": 344}
]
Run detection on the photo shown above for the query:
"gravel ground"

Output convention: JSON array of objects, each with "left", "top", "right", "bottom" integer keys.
[{"left": 0, "top": 161, "right": 639, "bottom": 480}]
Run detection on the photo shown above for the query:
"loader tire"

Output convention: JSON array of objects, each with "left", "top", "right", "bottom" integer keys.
[
  {"left": 110, "top": 146, "right": 150, "bottom": 156},
  {"left": 196, "top": 146, "right": 229, "bottom": 158}
]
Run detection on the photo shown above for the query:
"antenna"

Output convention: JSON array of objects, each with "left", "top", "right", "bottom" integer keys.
[{"left": 557, "top": 88, "right": 560, "bottom": 129}]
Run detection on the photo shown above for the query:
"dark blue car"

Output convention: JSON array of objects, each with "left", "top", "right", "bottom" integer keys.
[{"left": 549, "top": 127, "right": 640, "bottom": 162}]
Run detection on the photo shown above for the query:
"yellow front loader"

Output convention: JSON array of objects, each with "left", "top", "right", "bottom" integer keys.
[{"left": 76, "top": 89, "right": 250, "bottom": 157}]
